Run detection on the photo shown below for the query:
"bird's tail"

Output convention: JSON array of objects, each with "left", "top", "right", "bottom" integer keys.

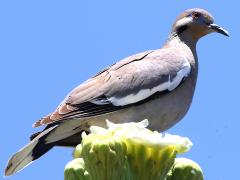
[
  {"left": 4, "top": 126, "right": 57, "bottom": 176},
  {"left": 5, "top": 118, "right": 85, "bottom": 177}
]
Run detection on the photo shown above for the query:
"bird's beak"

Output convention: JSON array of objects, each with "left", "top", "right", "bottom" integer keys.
[{"left": 209, "top": 23, "right": 229, "bottom": 37}]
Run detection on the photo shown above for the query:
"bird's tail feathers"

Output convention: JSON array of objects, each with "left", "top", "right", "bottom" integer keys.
[
  {"left": 4, "top": 126, "right": 57, "bottom": 176},
  {"left": 5, "top": 119, "right": 85, "bottom": 177}
]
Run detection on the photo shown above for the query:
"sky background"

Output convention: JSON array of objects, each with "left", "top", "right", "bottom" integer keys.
[{"left": 0, "top": 1, "right": 238, "bottom": 179}]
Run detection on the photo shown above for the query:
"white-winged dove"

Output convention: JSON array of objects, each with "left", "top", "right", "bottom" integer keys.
[{"left": 5, "top": 8, "right": 229, "bottom": 176}]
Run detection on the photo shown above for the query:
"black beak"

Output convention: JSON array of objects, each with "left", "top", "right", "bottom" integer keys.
[{"left": 209, "top": 23, "right": 229, "bottom": 37}]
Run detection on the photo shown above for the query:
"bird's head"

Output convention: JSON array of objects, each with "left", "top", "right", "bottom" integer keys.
[{"left": 171, "top": 8, "right": 229, "bottom": 41}]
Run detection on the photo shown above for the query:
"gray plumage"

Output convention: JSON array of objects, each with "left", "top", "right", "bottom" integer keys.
[{"left": 5, "top": 8, "right": 229, "bottom": 176}]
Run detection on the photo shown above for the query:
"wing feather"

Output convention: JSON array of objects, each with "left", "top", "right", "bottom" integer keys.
[{"left": 33, "top": 49, "right": 190, "bottom": 127}]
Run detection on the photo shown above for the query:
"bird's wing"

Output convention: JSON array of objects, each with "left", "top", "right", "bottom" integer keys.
[{"left": 33, "top": 49, "right": 191, "bottom": 127}]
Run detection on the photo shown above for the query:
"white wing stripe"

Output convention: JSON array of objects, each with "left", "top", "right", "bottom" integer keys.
[
  {"left": 109, "top": 80, "right": 170, "bottom": 106},
  {"left": 168, "top": 59, "right": 191, "bottom": 91},
  {"left": 93, "top": 59, "right": 191, "bottom": 106}
]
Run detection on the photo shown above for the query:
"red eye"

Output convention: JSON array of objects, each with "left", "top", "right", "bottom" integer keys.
[{"left": 192, "top": 12, "right": 200, "bottom": 19}]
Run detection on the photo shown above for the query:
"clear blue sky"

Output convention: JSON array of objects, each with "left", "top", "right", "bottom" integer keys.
[{"left": 0, "top": 1, "right": 238, "bottom": 179}]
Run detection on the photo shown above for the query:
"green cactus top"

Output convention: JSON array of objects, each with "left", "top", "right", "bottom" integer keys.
[{"left": 65, "top": 120, "right": 203, "bottom": 180}]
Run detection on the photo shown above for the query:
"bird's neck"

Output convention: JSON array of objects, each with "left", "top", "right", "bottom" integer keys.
[
  {"left": 164, "top": 32, "right": 199, "bottom": 78},
  {"left": 165, "top": 32, "right": 198, "bottom": 53}
]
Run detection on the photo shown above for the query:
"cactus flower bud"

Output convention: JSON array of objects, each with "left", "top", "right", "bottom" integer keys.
[
  {"left": 65, "top": 120, "right": 193, "bottom": 180},
  {"left": 166, "top": 158, "right": 204, "bottom": 180}
]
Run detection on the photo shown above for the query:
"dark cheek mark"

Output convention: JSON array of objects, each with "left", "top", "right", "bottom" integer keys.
[{"left": 177, "top": 25, "right": 189, "bottom": 35}]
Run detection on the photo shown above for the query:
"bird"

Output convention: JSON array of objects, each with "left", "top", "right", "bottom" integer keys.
[{"left": 5, "top": 8, "right": 229, "bottom": 176}]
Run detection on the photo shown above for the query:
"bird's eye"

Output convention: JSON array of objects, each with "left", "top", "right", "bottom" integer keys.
[{"left": 191, "top": 12, "right": 200, "bottom": 19}]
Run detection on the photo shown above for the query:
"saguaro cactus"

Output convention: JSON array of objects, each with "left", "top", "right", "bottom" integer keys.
[{"left": 64, "top": 120, "right": 203, "bottom": 180}]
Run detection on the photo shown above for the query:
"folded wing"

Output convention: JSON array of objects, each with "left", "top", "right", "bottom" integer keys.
[{"left": 33, "top": 49, "right": 191, "bottom": 127}]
